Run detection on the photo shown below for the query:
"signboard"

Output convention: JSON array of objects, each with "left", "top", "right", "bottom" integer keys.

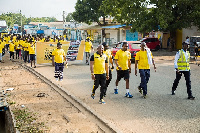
[{"left": 76, "top": 40, "right": 85, "bottom": 60}]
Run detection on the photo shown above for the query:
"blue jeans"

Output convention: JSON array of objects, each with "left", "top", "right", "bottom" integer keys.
[{"left": 139, "top": 69, "right": 150, "bottom": 96}]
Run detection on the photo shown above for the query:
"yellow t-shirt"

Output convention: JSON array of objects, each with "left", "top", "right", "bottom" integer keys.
[
  {"left": 114, "top": 49, "right": 131, "bottom": 70},
  {"left": 28, "top": 44, "right": 35, "bottom": 54},
  {"left": 13, "top": 36, "right": 16, "bottom": 42},
  {"left": 14, "top": 41, "right": 20, "bottom": 50},
  {"left": 19, "top": 40, "right": 25, "bottom": 50},
  {"left": 92, "top": 53, "right": 107, "bottom": 74},
  {"left": 59, "top": 40, "right": 65, "bottom": 42},
  {"left": 5, "top": 37, "right": 9, "bottom": 44},
  {"left": 0, "top": 43, "right": 4, "bottom": 53},
  {"left": 85, "top": 41, "right": 92, "bottom": 52},
  {"left": 1, "top": 41, "right": 6, "bottom": 47},
  {"left": 39, "top": 38, "right": 45, "bottom": 42},
  {"left": 135, "top": 50, "right": 153, "bottom": 69},
  {"left": 9, "top": 43, "right": 15, "bottom": 52},
  {"left": 23, "top": 43, "right": 30, "bottom": 51},
  {"left": 52, "top": 49, "right": 66, "bottom": 63},
  {"left": 50, "top": 39, "right": 54, "bottom": 42}
]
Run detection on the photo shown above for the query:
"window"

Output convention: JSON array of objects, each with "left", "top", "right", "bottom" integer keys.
[{"left": 131, "top": 43, "right": 141, "bottom": 49}]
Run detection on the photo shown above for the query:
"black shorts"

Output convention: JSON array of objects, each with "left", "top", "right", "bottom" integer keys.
[
  {"left": 30, "top": 54, "right": 35, "bottom": 61},
  {"left": 117, "top": 70, "right": 130, "bottom": 81}
]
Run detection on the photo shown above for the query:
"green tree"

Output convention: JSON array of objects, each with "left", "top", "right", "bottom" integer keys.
[
  {"left": 0, "top": 12, "right": 26, "bottom": 28},
  {"left": 0, "top": 12, "right": 58, "bottom": 27},
  {"left": 102, "top": 0, "right": 200, "bottom": 49},
  {"left": 65, "top": 13, "right": 73, "bottom": 22},
  {"left": 72, "top": 0, "right": 108, "bottom": 39}
]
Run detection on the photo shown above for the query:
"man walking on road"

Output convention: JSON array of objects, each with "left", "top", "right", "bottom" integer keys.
[
  {"left": 114, "top": 42, "right": 133, "bottom": 98},
  {"left": 85, "top": 38, "right": 93, "bottom": 65},
  {"left": 102, "top": 42, "right": 114, "bottom": 97},
  {"left": 135, "top": 42, "right": 156, "bottom": 99},
  {"left": 90, "top": 45, "right": 109, "bottom": 104},
  {"left": 171, "top": 42, "right": 195, "bottom": 100}
]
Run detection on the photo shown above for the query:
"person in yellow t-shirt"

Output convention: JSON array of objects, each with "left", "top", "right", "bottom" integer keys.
[
  {"left": 135, "top": 42, "right": 156, "bottom": 98},
  {"left": 39, "top": 37, "right": 45, "bottom": 42},
  {"left": 19, "top": 38, "right": 25, "bottom": 60},
  {"left": 90, "top": 45, "right": 109, "bottom": 104},
  {"left": 13, "top": 35, "right": 17, "bottom": 42},
  {"left": 23, "top": 40, "right": 30, "bottom": 63},
  {"left": 15, "top": 39, "right": 21, "bottom": 59},
  {"left": 59, "top": 37, "right": 65, "bottom": 42},
  {"left": 0, "top": 41, "right": 5, "bottom": 62},
  {"left": 5, "top": 35, "right": 10, "bottom": 52},
  {"left": 85, "top": 38, "right": 93, "bottom": 65},
  {"left": 28, "top": 41, "right": 36, "bottom": 68},
  {"left": 50, "top": 38, "right": 54, "bottom": 42},
  {"left": 52, "top": 42, "right": 67, "bottom": 81},
  {"left": 9, "top": 42, "right": 15, "bottom": 61},
  {"left": 102, "top": 42, "right": 114, "bottom": 97},
  {"left": 114, "top": 42, "right": 132, "bottom": 98},
  {"left": 1, "top": 39, "right": 6, "bottom": 57}
]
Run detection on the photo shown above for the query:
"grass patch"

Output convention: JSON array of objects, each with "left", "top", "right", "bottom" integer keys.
[{"left": 13, "top": 108, "right": 49, "bottom": 133}]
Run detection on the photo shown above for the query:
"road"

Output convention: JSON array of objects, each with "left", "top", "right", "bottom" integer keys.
[{"left": 33, "top": 52, "right": 200, "bottom": 133}]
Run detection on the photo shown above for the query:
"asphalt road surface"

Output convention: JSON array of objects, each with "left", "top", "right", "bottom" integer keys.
[{"left": 34, "top": 54, "right": 200, "bottom": 133}]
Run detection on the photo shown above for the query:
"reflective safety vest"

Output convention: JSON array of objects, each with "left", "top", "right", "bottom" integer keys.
[
  {"left": 177, "top": 49, "right": 190, "bottom": 70},
  {"left": 93, "top": 53, "right": 107, "bottom": 74}
]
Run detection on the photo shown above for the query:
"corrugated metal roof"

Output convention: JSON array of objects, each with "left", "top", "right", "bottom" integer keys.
[{"left": 102, "top": 24, "right": 126, "bottom": 29}]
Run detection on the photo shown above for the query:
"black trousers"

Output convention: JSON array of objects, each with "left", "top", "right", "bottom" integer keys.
[
  {"left": 92, "top": 74, "right": 106, "bottom": 100},
  {"left": 100, "top": 68, "right": 112, "bottom": 95},
  {"left": 24, "top": 51, "right": 29, "bottom": 63},
  {"left": 16, "top": 49, "right": 20, "bottom": 59},
  {"left": 172, "top": 71, "right": 192, "bottom": 97},
  {"left": 10, "top": 52, "right": 14, "bottom": 59}
]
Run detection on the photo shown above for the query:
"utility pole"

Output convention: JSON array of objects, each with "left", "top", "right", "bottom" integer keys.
[
  {"left": 20, "top": 10, "right": 22, "bottom": 35},
  {"left": 63, "top": 11, "right": 65, "bottom": 25},
  {"left": 63, "top": 11, "right": 65, "bottom": 36}
]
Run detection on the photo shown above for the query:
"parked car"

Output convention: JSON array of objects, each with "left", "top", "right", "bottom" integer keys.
[
  {"left": 111, "top": 41, "right": 141, "bottom": 62},
  {"left": 140, "top": 37, "right": 160, "bottom": 50}
]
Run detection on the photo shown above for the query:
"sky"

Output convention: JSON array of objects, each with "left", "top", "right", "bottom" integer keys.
[{"left": 0, "top": 0, "right": 77, "bottom": 21}]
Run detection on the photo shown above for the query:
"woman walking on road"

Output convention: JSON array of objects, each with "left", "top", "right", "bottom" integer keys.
[{"left": 52, "top": 42, "right": 67, "bottom": 81}]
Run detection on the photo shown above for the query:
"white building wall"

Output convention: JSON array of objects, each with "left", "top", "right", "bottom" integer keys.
[
  {"left": 119, "top": 29, "right": 126, "bottom": 41},
  {"left": 105, "top": 30, "right": 118, "bottom": 44}
]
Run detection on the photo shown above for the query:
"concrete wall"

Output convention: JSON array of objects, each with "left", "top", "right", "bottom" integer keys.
[{"left": 5, "top": 108, "right": 16, "bottom": 133}]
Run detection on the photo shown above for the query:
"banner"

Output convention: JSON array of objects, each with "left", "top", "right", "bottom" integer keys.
[
  {"left": 36, "top": 42, "right": 70, "bottom": 64},
  {"left": 76, "top": 40, "right": 85, "bottom": 60}
]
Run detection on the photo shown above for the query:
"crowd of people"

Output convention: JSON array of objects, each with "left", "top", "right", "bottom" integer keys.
[
  {"left": 89, "top": 41, "right": 195, "bottom": 104},
  {"left": 0, "top": 33, "right": 67, "bottom": 67},
  {"left": 0, "top": 34, "right": 196, "bottom": 105}
]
